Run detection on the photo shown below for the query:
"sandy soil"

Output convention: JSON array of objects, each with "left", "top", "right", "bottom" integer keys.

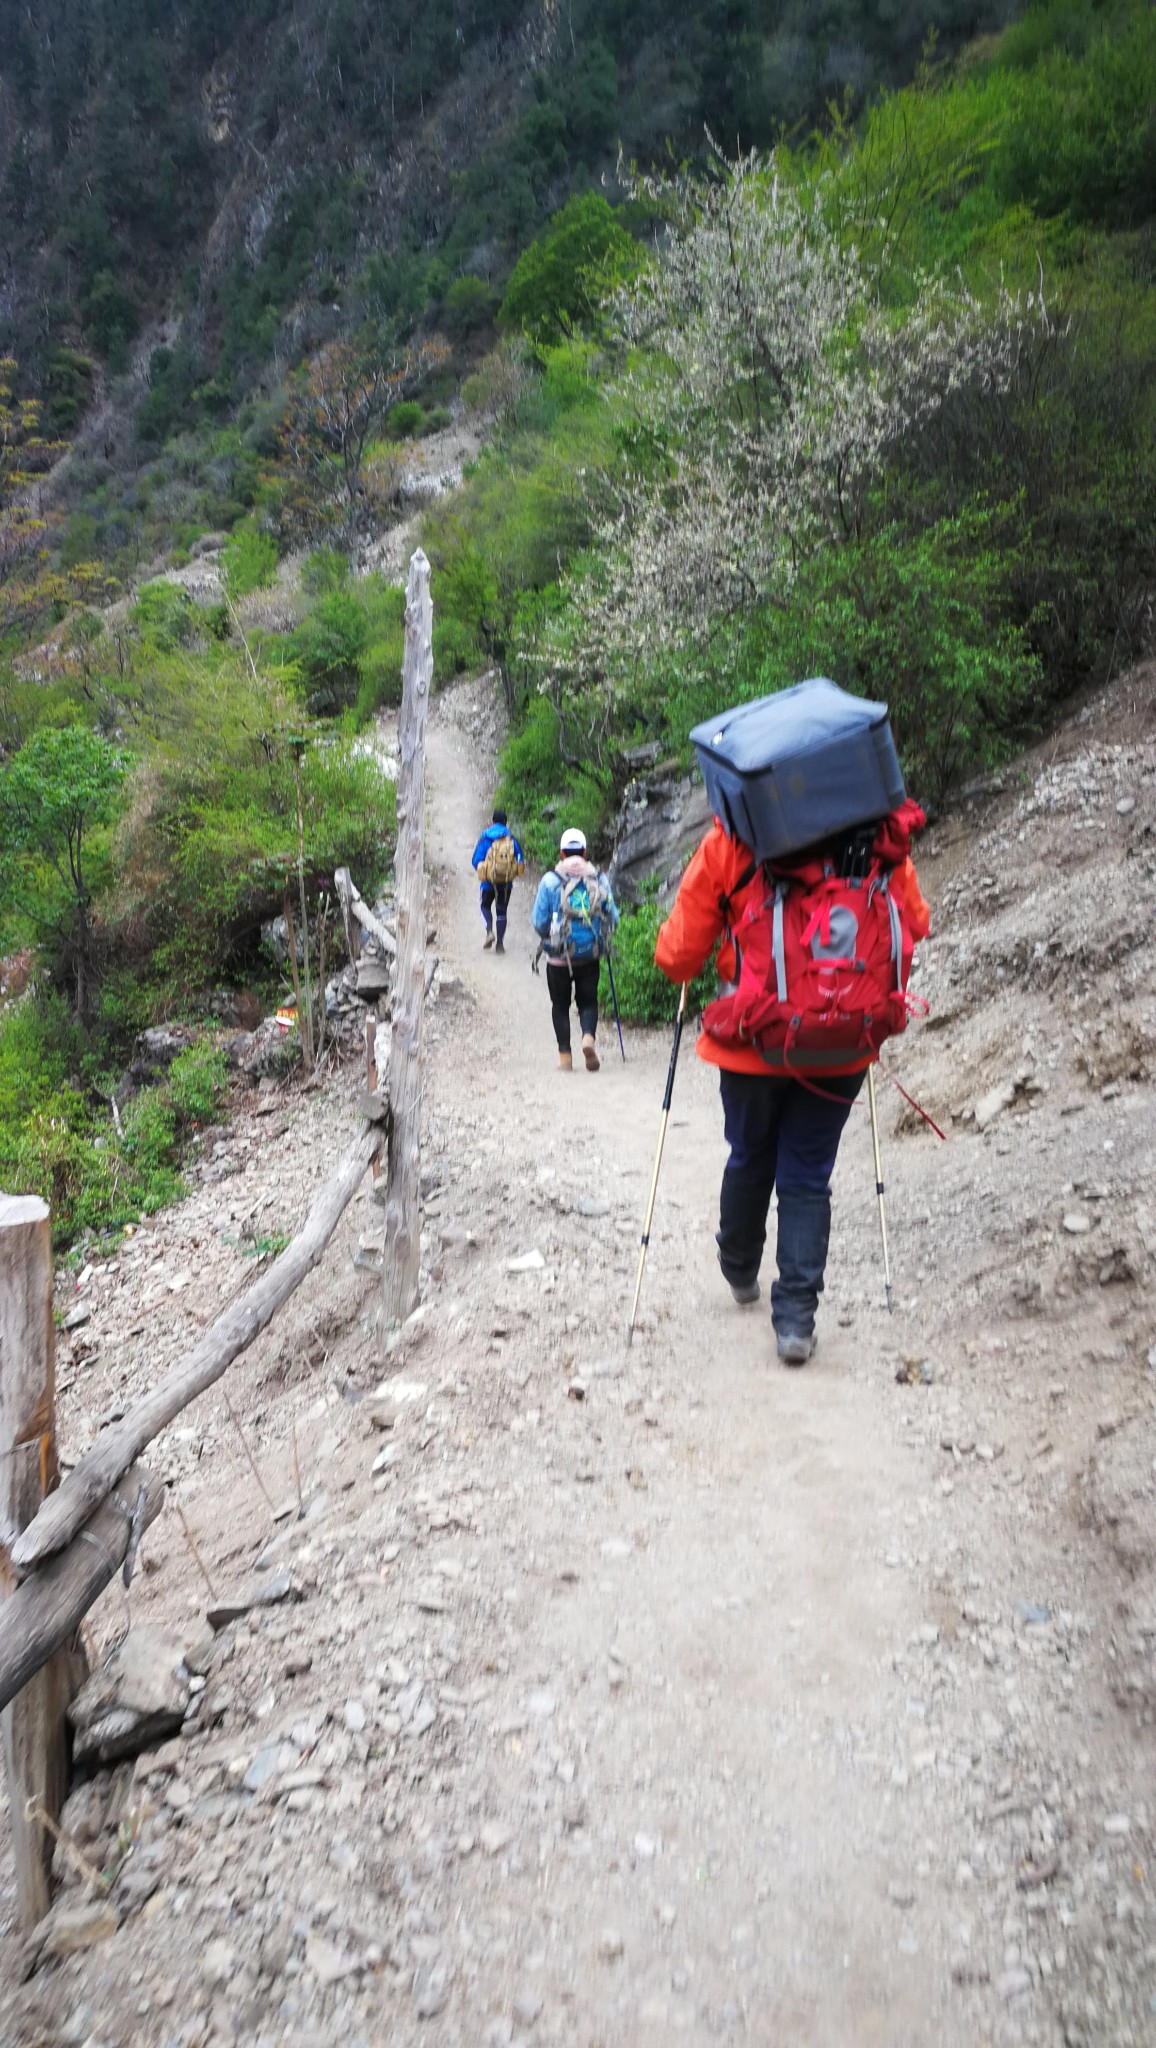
[{"left": 2, "top": 670, "right": 1154, "bottom": 2048}]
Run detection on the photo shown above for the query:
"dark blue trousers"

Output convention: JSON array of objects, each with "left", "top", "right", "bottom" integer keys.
[
  {"left": 479, "top": 880, "right": 512, "bottom": 938},
  {"left": 717, "top": 1069, "right": 864, "bottom": 1335}
]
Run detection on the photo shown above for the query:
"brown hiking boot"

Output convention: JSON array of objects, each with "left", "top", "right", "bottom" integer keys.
[
  {"left": 558, "top": 1050, "right": 573, "bottom": 1071},
  {"left": 581, "top": 1033, "right": 600, "bottom": 1072},
  {"left": 482, "top": 931, "right": 494, "bottom": 950}
]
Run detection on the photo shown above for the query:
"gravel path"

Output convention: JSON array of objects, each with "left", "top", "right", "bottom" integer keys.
[{"left": 2, "top": 670, "right": 1154, "bottom": 2048}]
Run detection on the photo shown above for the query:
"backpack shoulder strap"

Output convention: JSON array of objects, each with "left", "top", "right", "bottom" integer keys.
[{"left": 718, "top": 858, "right": 759, "bottom": 921}]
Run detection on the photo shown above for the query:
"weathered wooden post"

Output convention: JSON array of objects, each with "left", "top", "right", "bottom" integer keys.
[
  {"left": 382, "top": 548, "right": 432, "bottom": 1326},
  {"left": 0, "top": 1195, "right": 73, "bottom": 1929}
]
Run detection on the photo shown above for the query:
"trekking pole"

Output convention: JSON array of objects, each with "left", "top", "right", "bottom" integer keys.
[
  {"left": 866, "top": 1062, "right": 894, "bottom": 1315},
  {"left": 604, "top": 952, "right": 626, "bottom": 1063},
  {"left": 626, "top": 982, "right": 688, "bottom": 1346}
]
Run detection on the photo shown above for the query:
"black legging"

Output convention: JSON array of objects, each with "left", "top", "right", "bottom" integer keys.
[{"left": 546, "top": 958, "right": 600, "bottom": 1051}]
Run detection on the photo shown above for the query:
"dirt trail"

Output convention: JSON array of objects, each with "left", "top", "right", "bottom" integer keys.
[{"left": 2, "top": 672, "right": 1154, "bottom": 2048}]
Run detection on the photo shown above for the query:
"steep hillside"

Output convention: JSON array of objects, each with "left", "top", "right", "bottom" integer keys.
[{"left": 1, "top": 0, "right": 1022, "bottom": 446}]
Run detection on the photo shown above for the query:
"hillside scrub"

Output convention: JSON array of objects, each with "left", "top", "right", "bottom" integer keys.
[{"left": 483, "top": 5, "right": 1155, "bottom": 825}]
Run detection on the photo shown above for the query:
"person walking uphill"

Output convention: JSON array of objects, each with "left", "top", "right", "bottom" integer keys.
[
  {"left": 471, "top": 808, "right": 525, "bottom": 954},
  {"left": 654, "top": 802, "right": 929, "bottom": 1365},
  {"left": 532, "top": 828, "right": 620, "bottom": 1072}
]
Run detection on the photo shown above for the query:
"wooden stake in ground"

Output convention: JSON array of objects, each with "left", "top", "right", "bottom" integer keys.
[
  {"left": 383, "top": 547, "right": 432, "bottom": 1326},
  {"left": 0, "top": 1195, "right": 74, "bottom": 1928}
]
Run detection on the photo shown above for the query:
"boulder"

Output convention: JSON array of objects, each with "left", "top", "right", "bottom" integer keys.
[
  {"left": 609, "top": 768, "right": 713, "bottom": 908},
  {"left": 69, "top": 1626, "right": 191, "bottom": 1767}
]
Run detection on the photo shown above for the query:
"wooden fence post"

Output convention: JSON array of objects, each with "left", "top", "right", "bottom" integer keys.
[
  {"left": 0, "top": 1195, "right": 73, "bottom": 1930},
  {"left": 383, "top": 548, "right": 432, "bottom": 1326}
]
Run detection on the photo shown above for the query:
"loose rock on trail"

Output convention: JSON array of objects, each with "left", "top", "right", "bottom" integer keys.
[{"left": 2, "top": 667, "right": 1155, "bottom": 2048}]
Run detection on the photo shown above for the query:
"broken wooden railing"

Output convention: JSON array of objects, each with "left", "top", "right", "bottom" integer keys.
[{"left": 0, "top": 549, "right": 436, "bottom": 1931}]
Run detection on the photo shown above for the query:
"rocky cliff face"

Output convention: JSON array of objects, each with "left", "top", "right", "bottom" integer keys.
[{"left": 608, "top": 755, "right": 713, "bottom": 907}]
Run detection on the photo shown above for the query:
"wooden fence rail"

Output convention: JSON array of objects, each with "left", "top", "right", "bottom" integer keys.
[{"left": 11, "top": 1120, "right": 383, "bottom": 1574}]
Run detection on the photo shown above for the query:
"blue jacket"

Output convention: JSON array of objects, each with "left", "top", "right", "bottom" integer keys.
[
  {"left": 472, "top": 822, "right": 525, "bottom": 870},
  {"left": 532, "top": 857, "right": 620, "bottom": 961}
]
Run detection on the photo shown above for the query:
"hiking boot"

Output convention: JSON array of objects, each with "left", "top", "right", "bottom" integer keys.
[
  {"left": 482, "top": 931, "right": 494, "bottom": 950},
  {"left": 494, "top": 936, "right": 504, "bottom": 954},
  {"left": 776, "top": 1329, "right": 815, "bottom": 1367},
  {"left": 558, "top": 1050, "right": 573, "bottom": 1071},
  {"left": 729, "top": 1278, "right": 761, "bottom": 1306},
  {"left": 581, "top": 1033, "right": 600, "bottom": 1072}
]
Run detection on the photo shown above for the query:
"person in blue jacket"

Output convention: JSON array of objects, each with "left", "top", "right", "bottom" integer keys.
[
  {"left": 471, "top": 808, "right": 525, "bottom": 954},
  {"left": 531, "top": 827, "right": 619, "bottom": 1071}
]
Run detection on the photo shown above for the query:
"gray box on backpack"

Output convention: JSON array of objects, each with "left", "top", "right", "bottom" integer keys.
[{"left": 690, "top": 678, "right": 905, "bottom": 864}]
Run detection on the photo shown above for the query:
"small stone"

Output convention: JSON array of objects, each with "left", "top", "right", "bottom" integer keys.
[
  {"left": 1062, "top": 1210, "right": 1092, "bottom": 1235},
  {"left": 41, "top": 1901, "right": 120, "bottom": 1956},
  {"left": 63, "top": 1304, "right": 91, "bottom": 1331},
  {"left": 997, "top": 1966, "right": 1032, "bottom": 2002},
  {"left": 306, "top": 1933, "right": 358, "bottom": 1986},
  {"left": 344, "top": 1699, "right": 367, "bottom": 1733},
  {"left": 577, "top": 1198, "right": 610, "bottom": 1219},
  {"left": 506, "top": 1249, "right": 545, "bottom": 1272},
  {"left": 202, "top": 1938, "right": 236, "bottom": 1985},
  {"left": 412, "top": 1962, "right": 449, "bottom": 2018},
  {"left": 244, "top": 1740, "right": 296, "bottom": 1793},
  {"left": 525, "top": 1688, "right": 556, "bottom": 1718},
  {"left": 598, "top": 1929, "right": 625, "bottom": 1961},
  {"left": 1103, "top": 1813, "right": 1131, "bottom": 1836},
  {"left": 480, "top": 1820, "right": 514, "bottom": 1856},
  {"left": 512, "top": 1987, "right": 544, "bottom": 2028},
  {"left": 633, "top": 1832, "right": 658, "bottom": 1860},
  {"left": 1116, "top": 796, "right": 1135, "bottom": 815},
  {"left": 975, "top": 1082, "right": 1015, "bottom": 1131}
]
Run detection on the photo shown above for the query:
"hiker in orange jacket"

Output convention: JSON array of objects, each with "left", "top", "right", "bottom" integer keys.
[{"left": 655, "top": 818, "right": 929, "bottom": 1363}]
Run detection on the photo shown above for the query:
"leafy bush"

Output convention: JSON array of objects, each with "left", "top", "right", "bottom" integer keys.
[
  {"left": 167, "top": 1039, "right": 228, "bottom": 1126},
  {"left": 131, "top": 579, "right": 196, "bottom": 649},
  {"left": 433, "top": 615, "right": 482, "bottom": 683},
  {"left": 599, "top": 886, "right": 717, "bottom": 1025},
  {"left": 290, "top": 592, "right": 371, "bottom": 714},
  {"left": 0, "top": 997, "right": 230, "bottom": 1246},
  {"left": 443, "top": 275, "right": 499, "bottom": 339},
  {"left": 497, "top": 696, "right": 609, "bottom": 866},
  {"left": 222, "top": 520, "right": 279, "bottom": 598},
  {"left": 386, "top": 400, "right": 426, "bottom": 441}
]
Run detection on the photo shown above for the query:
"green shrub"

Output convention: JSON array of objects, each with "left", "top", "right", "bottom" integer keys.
[
  {"left": 0, "top": 998, "right": 229, "bottom": 1245},
  {"left": 433, "top": 614, "right": 482, "bottom": 683},
  {"left": 302, "top": 548, "right": 351, "bottom": 595},
  {"left": 167, "top": 1039, "right": 228, "bottom": 1127},
  {"left": 497, "top": 695, "right": 609, "bottom": 866},
  {"left": 131, "top": 579, "right": 196, "bottom": 649},
  {"left": 599, "top": 886, "right": 717, "bottom": 1026},
  {"left": 443, "top": 275, "right": 499, "bottom": 340},
  {"left": 222, "top": 520, "right": 279, "bottom": 598},
  {"left": 386, "top": 400, "right": 426, "bottom": 441},
  {"left": 291, "top": 592, "right": 371, "bottom": 714}
]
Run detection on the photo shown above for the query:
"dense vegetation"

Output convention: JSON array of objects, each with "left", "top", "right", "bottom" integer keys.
[{"left": 1, "top": 0, "right": 1153, "bottom": 1209}]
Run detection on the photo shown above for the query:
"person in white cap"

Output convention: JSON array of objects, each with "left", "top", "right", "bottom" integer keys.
[{"left": 531, "top": 827, "right": 620, "bottom": 1071}]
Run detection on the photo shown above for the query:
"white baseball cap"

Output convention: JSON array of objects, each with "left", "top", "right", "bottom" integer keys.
[{"left": 559, "top": 828, "right": 587, "bottom": 854}]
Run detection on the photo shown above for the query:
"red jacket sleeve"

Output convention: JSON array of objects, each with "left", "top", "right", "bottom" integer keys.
[
  {"left": 891, "top": 856, "right": 931, "bottom": 942},
  {"left": 654, "top": 824, "right": 751, "bottom": 982}
]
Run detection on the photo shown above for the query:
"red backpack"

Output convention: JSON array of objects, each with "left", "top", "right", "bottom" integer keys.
[{"left": 703, "top": 805, "right": 926, "bottom": 1070}]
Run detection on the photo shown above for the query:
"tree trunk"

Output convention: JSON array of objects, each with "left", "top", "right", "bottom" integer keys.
[
  {"left": 382, "top": 549, "right": 432, "bottom": 1326},
  {"left": 0, "top": 1196, "right": 76, "bottom": 1929}
]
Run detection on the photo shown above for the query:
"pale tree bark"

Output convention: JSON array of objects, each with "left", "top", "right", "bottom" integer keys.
[
  {"left": 0, "top": 1196, "right": 76, "bottom": 1929},
  {"left": 382, "top": 549, "right": 432, "bottom": 1326}
]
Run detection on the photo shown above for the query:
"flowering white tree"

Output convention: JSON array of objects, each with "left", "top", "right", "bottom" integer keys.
[{"left": 549, "top": 148, "right": 1049, "bottom": 710}]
